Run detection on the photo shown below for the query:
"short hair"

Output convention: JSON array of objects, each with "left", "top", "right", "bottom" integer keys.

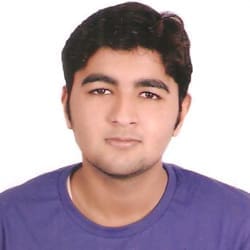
[{"left": 62, "top": 2, "right": 192, "bottom": 116}]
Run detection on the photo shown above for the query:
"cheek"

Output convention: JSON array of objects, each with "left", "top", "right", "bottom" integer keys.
[
  {"left": 70, "top": 100, "right": 108, "bottom": 147},
  {"left": 145, "top": 120, "right": 175, "bottom": 161},
  {"left": 70, "top": 92, "right": 101, "bottom": 125},
  {"left": 143, "top": 107, "right": 178, "bottom": 142}
]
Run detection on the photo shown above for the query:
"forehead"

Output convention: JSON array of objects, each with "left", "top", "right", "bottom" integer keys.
[{"left": 82, "top": 47, "right": 166, "bottom": 75}]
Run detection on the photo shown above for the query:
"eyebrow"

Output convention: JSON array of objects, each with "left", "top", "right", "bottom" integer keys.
[
  {"left": 81, "top": 73, "right": 170, "bottom": 93},
  {"left": 135, "top": 79, "right": 170, "bottom": 93},
  {"left": 82, "top": 73, "right": 117, "bottom": 85}
]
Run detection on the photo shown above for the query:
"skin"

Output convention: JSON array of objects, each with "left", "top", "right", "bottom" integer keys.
[{"left": 62, "top": 47, "right": 191, "bottom": 226}]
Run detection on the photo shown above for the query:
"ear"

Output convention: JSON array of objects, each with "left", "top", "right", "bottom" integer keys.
[
  {"left": 61, "top": 86, "right": 72, "bottom": 129},
  {"left": 173, "top": 94, "right": 191, "bottom": 137}
]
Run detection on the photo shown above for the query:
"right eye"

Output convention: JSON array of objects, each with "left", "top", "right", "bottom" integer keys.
[{"left": 89, "top": 88, "right": 112, "bottom": 95}]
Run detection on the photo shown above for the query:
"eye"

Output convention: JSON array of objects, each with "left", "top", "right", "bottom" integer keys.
[
  {"left": 140, "top": 91, "right": 161, "bottom": 100},
  {"left": 89, "top": 88, "right": 112, "bottom": 95}
]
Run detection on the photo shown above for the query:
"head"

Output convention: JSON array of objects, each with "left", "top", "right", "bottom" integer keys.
[
  {"left": 62, "top": 2, "right": 192, "bottom": 122},
  {"left": 61, "top": 2, "right": 192, "bottom": 178}
]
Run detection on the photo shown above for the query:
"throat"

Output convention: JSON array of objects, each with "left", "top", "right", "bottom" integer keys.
[{"left": 67, "top": 163, "right": 168, "bottom": 227}]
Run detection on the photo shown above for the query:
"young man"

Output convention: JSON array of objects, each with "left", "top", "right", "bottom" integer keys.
[{"left": 1, "top": 2, "right": 250, "bottom": 249}]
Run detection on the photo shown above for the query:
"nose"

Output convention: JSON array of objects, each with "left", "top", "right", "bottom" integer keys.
[{"left": 108, "top": 95, "right": 138, "bottom": 126}]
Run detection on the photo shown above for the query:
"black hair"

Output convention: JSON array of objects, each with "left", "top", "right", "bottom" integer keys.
[{"left": 62, "top": 2, "right": 192, "bottom": 120}]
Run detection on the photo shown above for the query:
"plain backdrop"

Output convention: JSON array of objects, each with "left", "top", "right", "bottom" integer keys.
[{"left": 0, "top": 0, "right": 249, "bottom": 192}]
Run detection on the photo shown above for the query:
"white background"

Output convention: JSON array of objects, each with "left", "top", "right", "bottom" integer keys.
[{"left": 0, "top": 0, "right": 249, "bottom": 192}]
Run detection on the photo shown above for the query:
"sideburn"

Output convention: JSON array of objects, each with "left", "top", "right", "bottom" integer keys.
[
  {"left": 66, "top": 95, "right": 72, "bottom": 122},
  {"left": 174, "top": 110, "right": 181, "bottom": 129},
  {"left": 174, "top": 97, "right": 183, "bottom": 129}
]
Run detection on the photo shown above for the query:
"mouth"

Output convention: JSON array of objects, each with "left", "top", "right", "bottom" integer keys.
[{"left": 105, "top": 137, "right": 141, "bottom": 148}]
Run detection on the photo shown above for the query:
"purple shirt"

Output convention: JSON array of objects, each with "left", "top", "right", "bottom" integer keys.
[{"left": 1, "top": 163, "right": 250, "bottom": 249}]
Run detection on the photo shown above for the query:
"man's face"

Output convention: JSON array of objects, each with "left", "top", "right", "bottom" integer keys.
[{"left": 62, "top": 47, "right": 190, "bottom": 178}]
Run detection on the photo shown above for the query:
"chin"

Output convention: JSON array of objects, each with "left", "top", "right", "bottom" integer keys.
[{"left": 92, "top": 162, "right": 151, "bottom": 180}]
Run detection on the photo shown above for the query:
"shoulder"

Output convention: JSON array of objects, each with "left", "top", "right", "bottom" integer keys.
[
  {"left": 0, "top": 164, "right": 78, "bottom": 218},
  {"left": 163, "top": 164, "right": 250, "bottom": 247},
  {"left": 166, "top": 163, "right": 250, "bottom": 222},
  {"left": 0, "top": 167, "right": 63, "bottom": 203},
  {"left": 166, "top": 163, "right": 250, "bottom": 242},
  {"left": 169, "top": 163, "right": 250, "bottom": 207}
]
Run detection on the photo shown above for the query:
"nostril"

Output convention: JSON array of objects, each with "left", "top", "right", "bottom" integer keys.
[
  {"left": 111, "top": 119, "right": 137, "bottom": 126},
  {"left": 129, "top": 121, "right": 137, "bottom": 125}
]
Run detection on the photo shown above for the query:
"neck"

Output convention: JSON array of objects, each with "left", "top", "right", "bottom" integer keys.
[{"left": 70, "top": 161, "right": 167, "bottom": 227}]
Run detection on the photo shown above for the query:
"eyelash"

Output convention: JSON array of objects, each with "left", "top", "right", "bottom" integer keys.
[
  {"left": 89, "top": 88, "right": 112, "bottom": 95},
  {"left": 140, "top": 91, "right": 161, "bottom": 100},
  {"left": 88, "top": 88, "right": 161, "bottom": 100}
]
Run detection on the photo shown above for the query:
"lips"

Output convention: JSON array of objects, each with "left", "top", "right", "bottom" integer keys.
[{"left": 105, "top": 137, "right": 141, "bottom": 148}]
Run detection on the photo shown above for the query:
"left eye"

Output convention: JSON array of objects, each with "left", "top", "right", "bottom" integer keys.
[
  {"left": 89, "top": 88, "right": 111, "bottom": 95},
  {"left": 140, "top": 91, "right": 160, "bottom": 100}
]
